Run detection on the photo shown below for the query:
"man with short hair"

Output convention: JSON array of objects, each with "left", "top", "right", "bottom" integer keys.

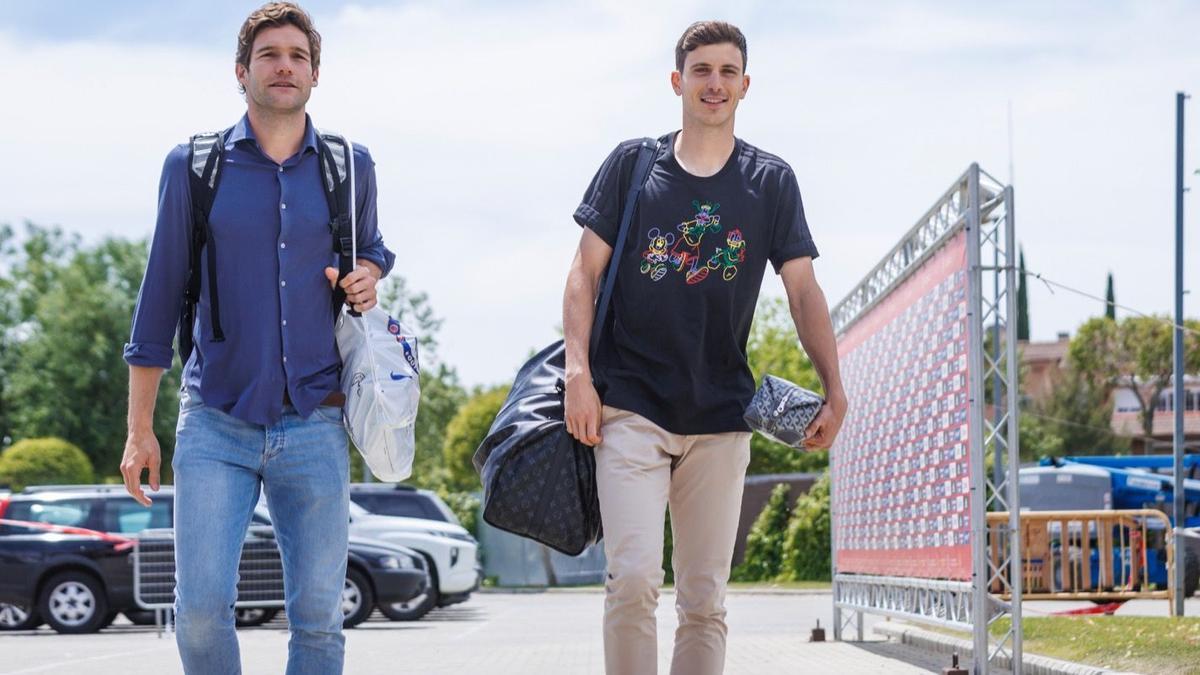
[
  {"left": 563, "top": 20, "right": 847, "bottom": 675},
  {"left": 120, "top": 3, "right": 393, "bottom": 673}
]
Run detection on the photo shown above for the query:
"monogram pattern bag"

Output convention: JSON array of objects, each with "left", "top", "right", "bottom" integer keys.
[
  {"left": 472, "top": 139, "right": 660, "bottom": 555},
  {"left": 743, "top": 375, "right": 824, "bottom": 448}
]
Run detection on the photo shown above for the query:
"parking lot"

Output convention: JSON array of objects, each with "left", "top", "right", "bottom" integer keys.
[{"left": 2, "top": 589, "right": 952, "bottom": 674}]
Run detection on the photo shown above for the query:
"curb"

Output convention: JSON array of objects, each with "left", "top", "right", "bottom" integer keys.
[{"left": 872, "top": 622, "right": 1141, "bottom": 675}]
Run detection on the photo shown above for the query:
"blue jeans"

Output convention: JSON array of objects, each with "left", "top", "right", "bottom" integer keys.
[{"left": 172, "top": 392, "right": 349, "bottom": 675}]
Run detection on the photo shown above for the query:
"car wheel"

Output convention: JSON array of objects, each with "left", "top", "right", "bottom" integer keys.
[
  {"left": 342, "top": 566, "right": 375, "bottom": 629},
  {"left": 38, "top": 572, "right": 109, "bottom": 634},
  {"left": 379, "top": 559, "right": 438, "bottom": 621},
  {"left": 234, "top": 608, "right": 280, "bottom": 627},
  {"left": 1183, "top": 548, "right": 1200, "bottom": 598},
  {"left": 0, "top": 603, "right": 41, "bottom": 631}
]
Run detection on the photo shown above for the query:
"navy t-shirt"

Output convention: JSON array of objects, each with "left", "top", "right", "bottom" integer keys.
[{"left": 574, "top": 131, "right": 819, "bottom": 435}]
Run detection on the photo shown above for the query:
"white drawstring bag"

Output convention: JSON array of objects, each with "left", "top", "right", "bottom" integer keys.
[{"left": 332, "top": 133, "right": 420, "bottom": 481}]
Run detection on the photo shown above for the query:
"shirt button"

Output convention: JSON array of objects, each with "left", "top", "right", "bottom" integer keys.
[
  {"left": 282, "top": 320, "right": 288, "bottom": 327},
  {"left": 281, "top": 203, "right": 287, "bottom": 210},
  {"left": 283, "top": 356, "right": 288, "bottom": 364},
  {"left": 278, "top": 166, "right": 284, "bottom": 173},
  {"left": 280, "top": 280, "right": 287, "bottom": 287},
  {"left": 280, "top": 242, "right": 287, "bottom": 249}
]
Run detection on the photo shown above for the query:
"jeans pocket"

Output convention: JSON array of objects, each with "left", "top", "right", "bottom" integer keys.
[
  {"left": 179, "top": 389, "right": 205, "bottom": 414},
  {"left": 313, "top": 405, "right": 345, "bottom": 426}
]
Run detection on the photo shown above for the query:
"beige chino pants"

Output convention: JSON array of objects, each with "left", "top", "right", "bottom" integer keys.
[{"left": 595, "top": 406, "right": 752, "bottom": 675}]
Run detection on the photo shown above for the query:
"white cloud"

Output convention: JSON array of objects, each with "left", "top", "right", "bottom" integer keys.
[{"left": 1, "top": 1, "right": 1197, "bottom": 387}]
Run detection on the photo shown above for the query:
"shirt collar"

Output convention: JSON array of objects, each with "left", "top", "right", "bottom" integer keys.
[{"left": 225, "top": 113, "right": 319, "bottom": 156}]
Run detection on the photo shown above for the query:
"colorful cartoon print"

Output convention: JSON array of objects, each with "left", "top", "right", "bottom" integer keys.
[
  {"left": 642, "top": 200, "right": 745, "bottom": 285},
  {"left": 640, "top": 228, "right": 675, "bottom": 281},
  {"left": 706, "top": 228, "right": 746, "bottom": 281},
  {"left": 669, "top": 201, "right": 723, "bottom": 285}
]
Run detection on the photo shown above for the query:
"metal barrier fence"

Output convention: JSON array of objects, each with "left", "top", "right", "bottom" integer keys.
[
  {"left": 986, "top": 509, "right": 1177, "bottom": 609},
  {"left": 133, "top": 527, "right": 287, "bottom": 611}
]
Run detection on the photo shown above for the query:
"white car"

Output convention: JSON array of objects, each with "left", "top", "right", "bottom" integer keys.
[{"left": 254, "top": 500, "right": 480, "bottom": 620}]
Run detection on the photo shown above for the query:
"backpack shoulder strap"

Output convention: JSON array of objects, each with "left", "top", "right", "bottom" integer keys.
[
  {"left": 589, "top": 137, "right": 660, "bottom": 356},
  {"left": 178, "top": 128, "right": 232, "bottom": 365},
  {"left": 314, "top": 130, "right": 355, "bottom": 313}
]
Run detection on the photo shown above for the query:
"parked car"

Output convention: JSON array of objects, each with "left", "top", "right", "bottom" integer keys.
[
  {"left": 349, "top": 483, "right": 460, "bottom": 524},
  {"left": 0, "top": 521, "right": 131, "bottom": 633},
  {"left": 0, "top": 486, "right": 429, "bottom": 632},
  {"left": 256, "top": 497, "right": 481, "bottom": 620}
]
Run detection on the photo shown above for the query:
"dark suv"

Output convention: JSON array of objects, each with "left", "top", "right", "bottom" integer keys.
[{"left": 348, "top": 483, "right": 461, "bottom": 524}]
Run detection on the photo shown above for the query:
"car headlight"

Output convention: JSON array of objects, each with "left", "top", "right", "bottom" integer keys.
[
  {"left": 378, "top": 555, "right": 414, "bottom": 570},
  {"left": 426, "top": 530, "right": 476, "bottom": 544}
]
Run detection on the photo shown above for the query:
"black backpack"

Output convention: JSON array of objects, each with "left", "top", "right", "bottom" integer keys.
[{"left": 179, "top": 127, "right": 357, "bottom": 365}]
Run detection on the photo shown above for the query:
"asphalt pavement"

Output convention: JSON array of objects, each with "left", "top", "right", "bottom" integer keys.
[{"left": 1, "top": 589, "right": 953, "bottom": 674}]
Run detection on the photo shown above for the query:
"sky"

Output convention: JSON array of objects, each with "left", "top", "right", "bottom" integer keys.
[{"left": 1, "top": 0, "right": 1197, "bottom": 388}]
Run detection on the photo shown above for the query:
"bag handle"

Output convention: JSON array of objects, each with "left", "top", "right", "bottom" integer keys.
[{"left": 589, "top": 137, "right": 660, "bottom": 357}]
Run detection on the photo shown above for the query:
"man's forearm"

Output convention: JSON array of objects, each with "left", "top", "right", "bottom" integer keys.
[
  {"left": 563, "top": 261, "right": 599, "bottom": 382},
  {"left": 789, "top": 285, "right": 846, "bottom": 404},
  {"left": 128, "top": 365, "right": 165, "bottom": 435}
]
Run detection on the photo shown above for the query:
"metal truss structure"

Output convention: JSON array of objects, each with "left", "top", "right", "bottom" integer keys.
[
  {"left": 833, "top": 574, "right": 980, "bottom": 630},
  {"left": 831, "top": 164, "right": 1022, "bottom": 674}
]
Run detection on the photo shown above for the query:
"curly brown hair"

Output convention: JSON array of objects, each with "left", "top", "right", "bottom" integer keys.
[
  {"left": 236, "top": 2, "right": 322, "bottom": 72},
  {"left": 675, "top": 21, "right": 746, "bottom": 73}
]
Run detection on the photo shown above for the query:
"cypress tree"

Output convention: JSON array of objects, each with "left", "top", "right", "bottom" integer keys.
[
  {"left": 1017, "top": 248, "right": 1030, "bottom": 341},
  {"left": 1105, "top": 272, "right": 1116, "bottom": 320}
]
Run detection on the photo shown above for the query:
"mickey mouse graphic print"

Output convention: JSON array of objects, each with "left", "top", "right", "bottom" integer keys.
[{"left": 574, "top": 131, "right": 819, "bottom": 435}]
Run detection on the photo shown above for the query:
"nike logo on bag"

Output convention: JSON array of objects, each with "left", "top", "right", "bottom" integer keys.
[{"left": 389, "top": 372, "right": 411, "bottom": 381}]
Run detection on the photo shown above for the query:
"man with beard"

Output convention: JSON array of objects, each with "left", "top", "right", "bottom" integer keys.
[{"left": 121, "top": 4, "right": 393, "bottom": 673}]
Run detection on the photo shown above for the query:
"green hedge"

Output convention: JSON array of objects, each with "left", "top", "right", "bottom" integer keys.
[
  {"left": 779, "top": 472, "right": 831, "bottom": 581},
  {"left": 732, "top": 483, "right": 792, "bottom": 581},
  {"left": 437, "top": 489, "right": 481, "bottom": 538},
  {"left": 0, "top": 437, "right": 94, "bottom": 491}
]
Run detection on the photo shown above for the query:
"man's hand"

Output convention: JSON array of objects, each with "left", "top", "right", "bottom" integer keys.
[
  {"left": 324, "top": 260, "right": 380, "bottom": 313},
  {"left": 121, "top": 431, "right": 161, "bottom": 507},
  {"left": 804, "top": 395, "right": 847, "bottom": 451},
  {"left": 564, "top": 373, "right": 603, "bottom": 447}
]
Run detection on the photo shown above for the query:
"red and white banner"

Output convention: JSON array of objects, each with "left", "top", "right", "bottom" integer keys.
[{"left": 832, "top": 230, "right": 973, "bottom": 580}]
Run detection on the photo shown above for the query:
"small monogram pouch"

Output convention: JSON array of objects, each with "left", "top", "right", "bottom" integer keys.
[{"left": 743, "top": 375, "right": 824, "bottom": 448}]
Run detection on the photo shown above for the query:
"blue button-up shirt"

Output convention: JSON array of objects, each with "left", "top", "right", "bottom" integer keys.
[{"left": 124, "top": 114, "right": 395, "bottom": 426}]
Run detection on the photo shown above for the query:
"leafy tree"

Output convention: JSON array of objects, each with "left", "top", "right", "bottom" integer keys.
[
  {"left": 441, "top": 385, "right": 509, "bottom": 492},
  {"left": 745, "top": 297, "right": 824, "bottom": 474},
  {"left": 1069, "top": 316, "right": 1200, "bottom": 450},
  {"left": 1020, "top": 372, "right": 1128, "bottom": 459},
  {"left": 407, "top": 364, "right": 468, "bottom": 488},
  {"left": 779, "top": 471, "right": 831, "bottom": 581},
  {"left": 1, "top": 227, "right": 179, "bottom": 477},
  {"left": 732, "top": 483, "right": 792, "bottom": 581},
  {"left": 1017, "top": 248, "right": 1029, "bottom": 341},
  {"left": 0, "top": 437, "right": 93, "bottom": 490},
  {"left": 372, "top": 277, "right": 467, "bottom": 487}
]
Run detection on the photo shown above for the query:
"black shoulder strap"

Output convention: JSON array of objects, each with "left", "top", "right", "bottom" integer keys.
[
  {"left": 315, "top": 130, "right": 355, "bottom": 314},
  {"left": 589, "top": 137, "right": 661, "bottom": 357},
  {"left": 179, "top": 127, "right": 231, "bottom": 365}
]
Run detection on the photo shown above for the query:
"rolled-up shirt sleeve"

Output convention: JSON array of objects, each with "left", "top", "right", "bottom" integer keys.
[
  {"left": 352, "top": 144, "right": 395, "bottom": 278},
  {"left": 123, "top": 144, "right": 192, "bottom": 369}
]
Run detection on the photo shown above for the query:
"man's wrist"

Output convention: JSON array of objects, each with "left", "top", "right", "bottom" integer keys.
[
  {"left": 127, "top": 425, "right": 156, "bottom": 440},
  {"left": 565, "top": 366, "right": 592, "bottom": 383},
  {"left": 356, "top": 258, "right": 382, "bottom": 279},
  {"left": 825, "top": 388, "right": 848, "bottom": 413}
]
